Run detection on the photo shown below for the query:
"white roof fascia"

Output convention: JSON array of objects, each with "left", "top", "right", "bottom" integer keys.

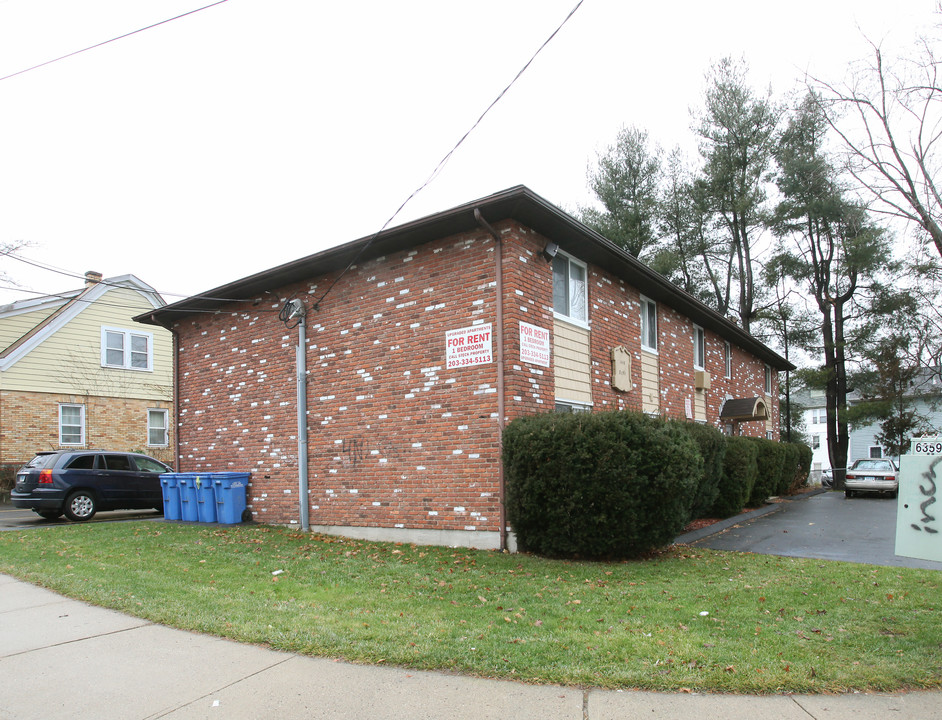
[{"left": 0, "top": 276, "right": 166, "bottom": 372}]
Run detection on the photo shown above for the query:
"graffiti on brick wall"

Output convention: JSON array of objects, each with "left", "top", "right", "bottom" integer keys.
[
  {"left": 339, "top": 438, "right": 396, "bottom": 467},
  {"left": 342, "top": 438, "right": 365, "bottom": 466}
]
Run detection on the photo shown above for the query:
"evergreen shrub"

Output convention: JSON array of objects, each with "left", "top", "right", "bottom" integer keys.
[
  {"left": 745, "top": 436, "right": 787, "bottom": 506},
  {"left": 711, "top": 435, "right": 758, "bottom": 517},
  {"left": 784, "top": 442, "right": 813, "bottom": 494},
  {"left": 503, "top": 410, "right": 702, "bottom": 559},
  {"left": 675, "top": 421, "right": 727, "bottom": 521}
]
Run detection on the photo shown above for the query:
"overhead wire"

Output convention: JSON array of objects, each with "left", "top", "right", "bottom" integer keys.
[
  {"left": 311, "top": 0, "right": 584, "bottom": 311},
  {"left": 0, "top": 249, "right": 249, "bottom": 305},
  {"left": 0, "top": 0, "right": 230, "bottom": 83},
  {"left": 0, "top": 0, "right": 585, "bottom": 316}
]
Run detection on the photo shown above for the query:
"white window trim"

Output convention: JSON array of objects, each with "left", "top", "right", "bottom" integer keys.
[
  {"left": 693, "top": 325, "right": 705, "bottom": 370},
  {"left": 764, "top": 364, "right": 772, "bottom": 395},
  {"left": 555, "top": 399, "right": 593, "bottom": 413},
  {"left": 640, "top": 295, "right": 657, "bottom": 353},
  {"left": 59, "top": 403, "right": 85, "bottom": 446},
  {"left": 551, "top": 251, "right": 590, "bottom": 330},
  {"left": 724, "top": 342, "right": 731, "bottom": 379},
  {"left": 101, "top": 326, "right": 154, "bottom": 372},
  {"left": 147, "top": 408, "right": 169, "bottom": 447}
]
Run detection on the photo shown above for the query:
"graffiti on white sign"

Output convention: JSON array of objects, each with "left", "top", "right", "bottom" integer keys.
[
  {"left": 446, "top": 323, "right": 493, "bottom": 369},
  {"left": 519, "top": 321, "right": 551, "bottom": 367},
  {"left": 896, "top": 439, "right": 942, "bottom": 563}
]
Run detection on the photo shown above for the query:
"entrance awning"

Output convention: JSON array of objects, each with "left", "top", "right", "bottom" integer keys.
[{"left": 720, "top": 397, "right": 769, "bottom": 421}]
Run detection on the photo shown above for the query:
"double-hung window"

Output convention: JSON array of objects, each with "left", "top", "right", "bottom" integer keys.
[
  {"left": 640, "top": 296, "right": 657, "bottom": 352},
  {"left": 693, "top": 325, "right": 705, "bottom": 370},
  {"left": 102, "top": 327, "right": 153, "bottom": 371},
  {"left": 147, "top": 409, "right": 169, "bottom": 447},
  {"left": 552, "top": 253, "right": 587, "bottom": 325},
  {"left": 59, "top": 404, "right": 85, "bottom": 446},
  {"left": 764, "top": 364, "right": 772, "bottom": 395}
]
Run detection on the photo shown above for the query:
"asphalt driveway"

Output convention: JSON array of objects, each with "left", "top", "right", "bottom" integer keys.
[
  {"left": 0, "top": 500, "right": 161, "bottom": 531},
  {"left": 688, "top": 490, "right": 942, "bottom": 571}
]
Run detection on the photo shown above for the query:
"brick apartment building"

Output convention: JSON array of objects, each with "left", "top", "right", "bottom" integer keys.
[{"left": 139, "top": 186, "right": 790, "bottom": 550}]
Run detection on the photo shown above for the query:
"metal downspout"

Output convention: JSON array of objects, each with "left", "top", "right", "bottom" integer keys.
[
  {"left": 151, "top": 313, "right": 181, "bottom": 471},
  {"left": 297, "top": 317, "right": 310, "bottom": 532},
  {"left": 473, "top": 209, "right": 507, "bottom": 551}
]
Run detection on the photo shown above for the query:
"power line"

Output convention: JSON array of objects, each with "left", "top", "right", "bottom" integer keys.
[
  {"left": 0, "top": 249, "right": 246, "bottom": 304},
  {"left": 0, "top": 0, "right": 230, "bottom": 83},
  {"left": 312, "top": 0, "right": 585, "bottom": 311},
  {"left": 1, "top": 0, "right": 585, "bottom": 316}
]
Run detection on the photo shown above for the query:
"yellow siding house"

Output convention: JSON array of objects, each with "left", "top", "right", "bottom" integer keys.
[{"left": 0, "top": 272, "right": 174, "bottom": 490}]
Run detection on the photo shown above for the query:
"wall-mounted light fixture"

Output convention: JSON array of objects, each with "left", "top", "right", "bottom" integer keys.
[{"left": 542, "top": 242, "right": 559, "bottom": 262}]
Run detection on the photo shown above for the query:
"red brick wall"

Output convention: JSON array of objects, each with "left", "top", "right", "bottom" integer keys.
[{"left": 170, "top": 220, "right": 779, "bottom": 536}]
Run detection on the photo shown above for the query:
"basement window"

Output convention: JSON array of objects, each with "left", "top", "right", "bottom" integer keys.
[{"left": 59, "top": 404, "right": 85, "bottom": 446}]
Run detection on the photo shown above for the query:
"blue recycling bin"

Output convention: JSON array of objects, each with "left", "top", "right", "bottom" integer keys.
[
  {"left": 160, "top": 474, "right": 182, "bottom": 521},
  {"left": 213, "top": 473, "right": 249, "bottom": 524},
  {"left": 194, "top": 475, "right": 218, "bottom": 523},
  {"left": 178, "top": 474, "right": 200, "bottom": 522}
]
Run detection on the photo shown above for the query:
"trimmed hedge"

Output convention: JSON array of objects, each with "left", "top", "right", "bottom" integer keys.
[
  {"left": 744, "top": 436, "right": 787, "bottom": 506},
  {"left": 675, "top": 421, "right": 727, "bottom": 522},
  {"left": 503, "top": 411, "right": 702, "bottom": 559},
  {"left": 711, "top": 436, "right": 758, "bottom": 518},
  {"left": 783, "top": 442, "right": 813, "bottom": 494}
]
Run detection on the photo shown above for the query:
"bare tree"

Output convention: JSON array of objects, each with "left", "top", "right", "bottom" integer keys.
[
  {"left": 0, "top": 241, "right": 32, "bottom": 291},
  {"left": 812, "top": 29, "right": 942, "bottom": 256}
]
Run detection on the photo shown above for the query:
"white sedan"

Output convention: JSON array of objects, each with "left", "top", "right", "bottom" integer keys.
[{"left": 844, "top": 458, "right": 899, "bottom": 499}]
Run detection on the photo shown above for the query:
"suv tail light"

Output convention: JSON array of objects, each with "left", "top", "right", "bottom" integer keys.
[{"left": 39, "top": 469, "right": 53, "bottom": 484}]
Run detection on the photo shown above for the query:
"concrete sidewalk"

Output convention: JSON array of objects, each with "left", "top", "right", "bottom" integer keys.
[{"left": 1, "top": 574, "right": 939, "bottom": 720}]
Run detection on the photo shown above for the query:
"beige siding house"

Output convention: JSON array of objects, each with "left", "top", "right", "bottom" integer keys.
[{"left": 0, "top": 272, "right": 174, "bottom": 489}]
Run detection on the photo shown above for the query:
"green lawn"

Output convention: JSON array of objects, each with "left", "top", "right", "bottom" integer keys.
[{"left": 1, "top": 521, "right": 940, "bottom": 693}]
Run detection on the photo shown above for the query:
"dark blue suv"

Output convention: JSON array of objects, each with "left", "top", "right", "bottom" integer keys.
[{"left": 12, "top": 451, "right": 173, "bottom": 522}]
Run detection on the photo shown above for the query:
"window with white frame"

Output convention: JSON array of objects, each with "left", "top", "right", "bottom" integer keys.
[
  {"left": 764, "top": 365, "right": 772, "bottom": 394},
  {"left": 812, "top": 435, "right": 821, "bottom": 449},
  {"left": 640, "top": 296, "right": 657, "bottom": 352},
  {"left": 724, "top": 342, "right": 731, "bottom": 379},
  {"left": 551, "top": 253, "right": 587, "bottom": 324},
  {"left": 869, "top": 446, "right": 884, "bottom": 459},
  {"left": 693, "top": 325, "right": 705, "bottom": 370},
  {"left": 102, "top": 327, "right": 153, "bottom": 371},
  {"left": 811, "top": 408, "right": 827, "bottom": 424},
  {"left": 59, "top": 404, "right": 85, "bottom": 445},
  {"left": 555, "top": 400, "right": 591, "bottom": 413},
  {"left": 147, "top": 409, "right": 169, "bottom": 447}
]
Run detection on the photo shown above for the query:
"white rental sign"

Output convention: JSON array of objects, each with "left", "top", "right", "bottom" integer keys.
[
  {"left": 445, "top": 323, "right": 493, "bottom": 369},
  {"left": 519, "top": 321, "right": 551, "bottom": 367},
  {"left": 895, "top": 437, "right": 942, "bottom": 563}
]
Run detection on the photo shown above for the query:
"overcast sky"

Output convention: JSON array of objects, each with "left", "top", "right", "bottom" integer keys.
[{"left": 0, "top": 0, "right": 937, "bottom": 307}]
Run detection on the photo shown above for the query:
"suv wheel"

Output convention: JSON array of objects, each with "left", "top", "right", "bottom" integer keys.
[{"left": 64, "top": 491, "right": 97, "bottom": 522}]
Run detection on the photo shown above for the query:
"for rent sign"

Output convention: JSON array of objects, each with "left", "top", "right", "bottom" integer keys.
[
  {"left": 519, "top": 321, "right": 551, "bottom": 367},
  {"left": 446, "top": 323, "right": 493, "bottom": 369}
]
